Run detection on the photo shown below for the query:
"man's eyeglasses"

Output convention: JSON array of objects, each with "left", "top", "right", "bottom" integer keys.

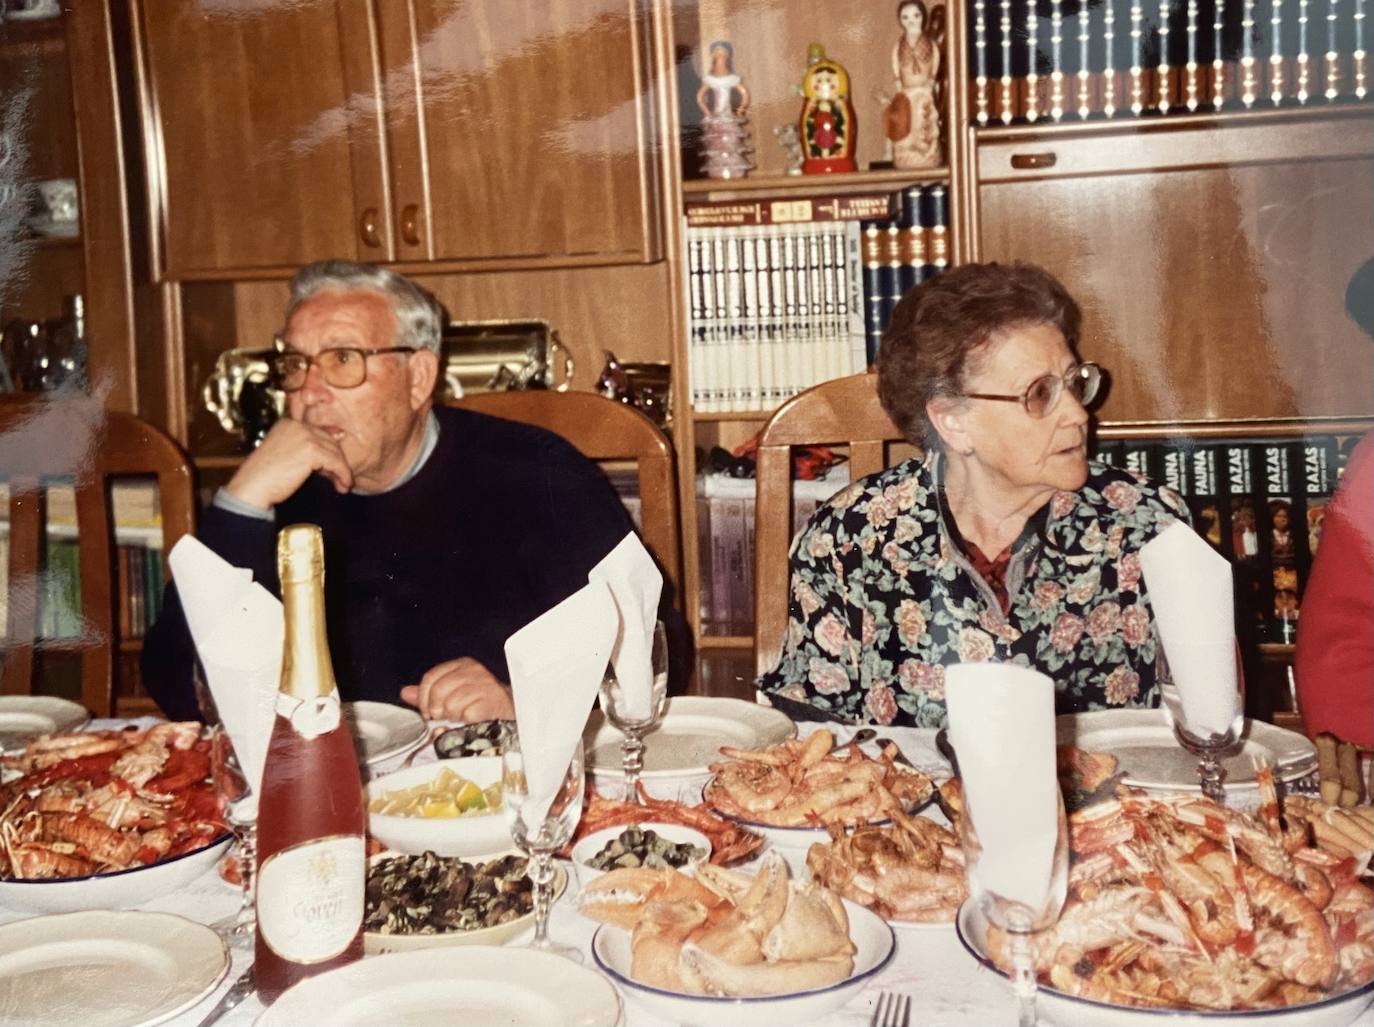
[
  {"left": 270, "top": 341, "right": 416, "bottom": 392},
  {"left": 962, "top": 362, "right": 1103, "bottom": 418}
]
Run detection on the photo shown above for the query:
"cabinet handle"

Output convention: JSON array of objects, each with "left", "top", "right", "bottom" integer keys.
[
  {"left": 400, "top": 204, "right": 422, "bottom": 246},
  {"left": 1010, "top": 151, "right": 1057, "bottom": 170},
  {"left": 359, "top": 208, "right": 381, "bottom": 248}
]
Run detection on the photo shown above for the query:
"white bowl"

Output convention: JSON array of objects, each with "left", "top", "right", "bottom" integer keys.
[
  {"left": 0, "top": 835, "right": 231, "bottom": 914},
  {"left": 364, "top": 756, "right": 512, "bottom": 858},
  {"left": 570, "top": 822, "right": 712, "bottom": 889},
  {"left": 363, "top": 850, "right": 566, "bottom": 954},
  {"left": 956, "top": 901, "right": 1374, "bottom": 1027},
  {"left": 591, "top": 896, "right": 895, "bottom": 1026}
]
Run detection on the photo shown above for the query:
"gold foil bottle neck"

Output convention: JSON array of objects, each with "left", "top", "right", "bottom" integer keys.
[{"left": 278, "top": 523, "right": 326, "bottom": 584}]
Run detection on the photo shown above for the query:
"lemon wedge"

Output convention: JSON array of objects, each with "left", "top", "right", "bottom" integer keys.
[{"left": 420, "top": 799, "right": 459, "bottom": 818}]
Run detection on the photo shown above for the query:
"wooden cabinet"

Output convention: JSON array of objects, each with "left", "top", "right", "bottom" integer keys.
[
  {"left": 0, "top": 5, "right": 140, "bottom": 412},
  {"left": 973, "top": 109, "right": 1374, "bottom": 424},
  {"left": 132, "top": 0, "right": 662, "bottom": 278}
]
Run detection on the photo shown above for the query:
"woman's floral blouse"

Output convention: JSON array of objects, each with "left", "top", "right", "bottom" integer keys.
[{"left": 756, "top": 454, "right": 1191, "bottom": 727}]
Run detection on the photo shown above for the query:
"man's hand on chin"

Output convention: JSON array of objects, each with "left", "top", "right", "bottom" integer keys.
[
  {"left": 223, "top": 419, "right": 354, "bottom": 508},
  {"left": 401, "top": 657, "right": 516, "bottom": 723}
]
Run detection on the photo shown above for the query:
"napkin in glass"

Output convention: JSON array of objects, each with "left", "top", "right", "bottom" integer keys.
[
  {"left": 1139, "top": 520, "right": 1241, "bottom": 736},
  {"left": 504, "top": 579, "right": 617, "bottom": 826},
  {"left": 588, "top": 531, "right": 663, "bottom": 720},
  {"left": 945, "top": 662, "right": 1061, "bottom": 914},
  {"left": 168, "top": 535, "right": 280, "bottom": 797}
]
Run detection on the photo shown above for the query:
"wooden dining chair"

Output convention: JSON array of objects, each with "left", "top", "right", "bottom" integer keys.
[
  {"left": 448, "top": 390, "right": 683, "bottom": 606},
  {"left": 1, "top": 395, "right": 196, "bottom": 716},
  {"left": 753, "top": 372, "right": 909, "bottom": 677}
]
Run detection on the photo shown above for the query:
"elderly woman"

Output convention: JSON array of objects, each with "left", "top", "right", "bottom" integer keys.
[{"left": 757, "top": 262, "right": 1190, "bottom": 727}]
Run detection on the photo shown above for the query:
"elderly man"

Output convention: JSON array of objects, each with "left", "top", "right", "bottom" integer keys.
[{"left": 143, "top": 260, "right": 638, "bottom": 723}]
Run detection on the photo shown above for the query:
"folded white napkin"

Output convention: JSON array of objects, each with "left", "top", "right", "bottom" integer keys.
[
  {"left": 505, "top": 580, "right": 617, "bottom": 826},
  {"left": 588, "top": 532, "right": 663, "bottom": 720},
  {"left": 1139, "top": 520, "right": 1241, "bottom": 736},
  {"left": 945, "top": 662, "right": 1062, "bottom": 918},
  {"left": 168, "top": 535, "right": 281, "bottom": 800}
]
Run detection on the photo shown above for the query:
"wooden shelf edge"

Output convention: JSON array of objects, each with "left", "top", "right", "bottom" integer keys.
[
  {"left": 698, "top": 634, "right": 754, "bottom": 649},
  {"left": 1097, "top": 416, "right": 1374, "bottom": 441},
  {"left": 971, "top": 102, "right": 1374, "bottom": 145},
  {"left": 691, "top": 410, "right": 773, "bottom": 423},
  {"left": 681, "top": 167, "right": 951, "bottom": 202}
]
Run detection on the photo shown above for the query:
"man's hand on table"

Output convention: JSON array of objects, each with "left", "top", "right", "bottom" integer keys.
[
  {"left": 224, "top": 418, "right": 354, "bottom": 507},
  {"left": 400, "top": 658, "right": 515, "bottom": 722}
]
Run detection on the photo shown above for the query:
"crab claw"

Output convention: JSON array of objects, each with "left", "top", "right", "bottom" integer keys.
[
  {"left": 679, "top": 944, "right": 854, "bottom": 997},
  {"left": 763, "top": 883, "right": 854, "bottom": 962},
  {"left": 736, "top": 850, "right": 791, "bottom": 938}
]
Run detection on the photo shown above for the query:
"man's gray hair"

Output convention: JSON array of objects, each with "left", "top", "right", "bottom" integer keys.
[{"left": 284, "top": 260, "right": 444, "bottom": 354}]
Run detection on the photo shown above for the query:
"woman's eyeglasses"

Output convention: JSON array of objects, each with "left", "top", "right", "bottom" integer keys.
[
  {"left": 962, "top": 362, "right": 1103, "bottom": 418},
  {"left": 269, "top": 342, "right": 415, "bottom": 392}
]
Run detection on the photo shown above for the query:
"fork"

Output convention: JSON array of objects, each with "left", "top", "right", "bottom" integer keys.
[{"left": 871, "top": 991, "right": 911, "bottom": 1027}]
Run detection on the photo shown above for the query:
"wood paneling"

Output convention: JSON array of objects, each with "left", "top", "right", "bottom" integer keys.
[
  {"left": 135, "top": 2, "right": 387, "bottom": 275},
  {"left": 400, "top": 0, "right": 661, "bottom": 263},
  {"left": 977, "top": 112, "right": 1374, "bottom": 423}
]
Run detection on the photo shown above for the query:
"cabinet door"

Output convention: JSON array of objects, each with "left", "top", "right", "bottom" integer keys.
[
  {"left": 394, "top": 0, "right": 662, "bottom": 264},
  {"left": 134, "top": 2, "right": 391, "bottom": 276},
  {"left": 976, "top": 113, "right": 1374, "bottom": 422}
]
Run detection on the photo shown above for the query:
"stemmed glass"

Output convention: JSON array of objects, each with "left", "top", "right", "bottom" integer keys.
[
  {"left": 1162, "top": 676, "right": 1244, "bottom": 804},
  {"left": 597, "top": 620, "right": 668, "bottom": 803},
  {"left": 193, "top": 663, "right": 258, "bottom": 948},
  {"left": 959, "top": 787, "right": 1070, "bottom": 1027},
  {"left": 500, "top": 723, "right": 585, "bottom": 961}
]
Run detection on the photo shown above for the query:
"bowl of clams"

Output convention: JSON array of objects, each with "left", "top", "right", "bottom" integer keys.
[
  {"left": 364, "top": 849, "right": 567, "bottom": 953},
  {"left": 570, "top": 822, "right": 711, "bottom": 889}
]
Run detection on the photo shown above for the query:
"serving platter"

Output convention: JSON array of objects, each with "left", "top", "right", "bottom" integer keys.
[
  {"left": 956, "top": 900, "right": 1374, "bottom": 1027},
  {"left": 0, "top": 910, "right": 228, "bottom": 1027},
  {"left": 0, "top": 835, "right": 231, "bottom": 915},
  {"left": 591, "top": 896, "right": 895, "bottom": 1026},
  {"left": 342, "top": 701, "right": 427, "bottom": 766},
  {"left": 585, "top": 696, "right": 795, "bottom": 780},
  {"left": 0, "top": 695, "right": 89, "bottom": 757},
  {"left": 1056, "top": 710, "right": 1318, "bottom": 795},
  {"left": 259, "top": 946, "right": 622, "bottom": 1027}
]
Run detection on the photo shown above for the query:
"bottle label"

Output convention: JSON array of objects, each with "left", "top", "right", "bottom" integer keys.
[
  {"left": 257, "top": 834, "right": 364, "bottom": 963},
  {"left": 275, "top": 690, "right": 343, "bottom": 740}
]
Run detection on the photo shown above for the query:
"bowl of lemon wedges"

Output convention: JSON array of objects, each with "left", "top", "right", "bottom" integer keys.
[{"left": 365, "top": 757, "right": 512, "bottom": 857}]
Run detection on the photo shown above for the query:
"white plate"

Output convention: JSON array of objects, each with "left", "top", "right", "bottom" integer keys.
[
  {"left": 0, "top": 835, "right": 231, "bottom": 915},
  {"left": 343, "top": 701, "right": 427, "bottom": 766},
  {"left": 0, "top": 910, "right": 228, "bottom": 1027},
  {"left": 592, "top": 896, "right": 895, "bottom": 1027},
  {"left": 0, "top": 695, "right": 89, "bottom": 755},
  {"left": 258, "top": 945, "right": 622, "bottom": 1026},
  {"left": 585, "top": 696, "right": 796, "bottom": 779},
  {"left": 1056, "top": 710, "right": 1318, "bottom": 794},
  {"left": 956, "top": 901, "right": 1374, "bottom": 1027},
  {"left": 363, "top": 850, "right": 567, "bottom": 954}
]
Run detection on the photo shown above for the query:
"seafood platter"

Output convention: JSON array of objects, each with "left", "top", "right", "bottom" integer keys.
[
  {"left": 364, "top": 756, "right": 512, "bottom": 857},
  {"left": 364, "top": 849, "right": 567, "bottom": 953},
  {"left": 956, "top": 762, "right": 1374, "bottom": 1023},
  {"left": 585, "top": 850, "right": 895, "bottom": 1026},
  {"left": 0, "top": 722, "right": 231, "bottom": 913}
]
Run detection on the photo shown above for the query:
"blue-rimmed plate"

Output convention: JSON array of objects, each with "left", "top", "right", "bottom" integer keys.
[
  {"left": 956, "top": 900, "right": 1374, "bottom": 1027},
  {"left": 0, "top": 834, "right": 231, "bottom": 915},
  {"left": 592, "top": 896, "right": 894, "bottom": 1026}
]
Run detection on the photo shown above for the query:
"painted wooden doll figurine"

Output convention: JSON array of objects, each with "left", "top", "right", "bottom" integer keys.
[
  {"left": 696, "top": 40, "right": 754, "bottom": 179},
  {"left": 799, "top": 44, "right": 857, "bottom": 174},
  {"left": 885, "top": 0, "right": 945, "bottom": 169}
]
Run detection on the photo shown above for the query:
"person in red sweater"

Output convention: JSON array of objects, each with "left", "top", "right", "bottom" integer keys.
[{"left": 1295, "top": 431, "right": 1373, "bottom": 747}]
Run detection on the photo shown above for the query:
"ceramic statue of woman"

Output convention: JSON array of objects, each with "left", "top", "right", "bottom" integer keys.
[
  {"left": 696, "top": 40, "right": 753, "bottom": 179},
  {"left": 884, "top": 0, "right": 944, "bottom": 170},
  {"left": 799, "top": 44, "right": 857, "bottom": 174}
]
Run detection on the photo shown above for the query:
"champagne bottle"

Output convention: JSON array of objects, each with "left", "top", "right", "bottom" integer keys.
[{"left": 255, "top": 524, "right": 365, "bottom": 1002}]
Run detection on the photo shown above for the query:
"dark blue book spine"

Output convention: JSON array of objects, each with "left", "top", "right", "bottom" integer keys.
[{"left": 861, "top": 221, "right": 886, "bottom": 364}]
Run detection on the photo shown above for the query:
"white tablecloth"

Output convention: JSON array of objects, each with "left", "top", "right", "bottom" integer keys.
[{"left": 4, "top": 719, "right": 1370, "bottom": 1026}]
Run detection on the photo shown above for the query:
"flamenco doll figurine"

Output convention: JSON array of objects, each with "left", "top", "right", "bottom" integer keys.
[
  {"left": 799, "top": 43, "right": 857, "bottom": 174},
  {"left": 884, "top": 0, "right": 946, "bottom": 169},
  {"left": 696, "top": 40, "right": 754, "bottom": 180}
]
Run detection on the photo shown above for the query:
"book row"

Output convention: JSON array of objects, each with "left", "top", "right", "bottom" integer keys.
[
  {"left": 683, "top": 185, "right": 950, "bottom": 414},
  {"left": 0, "top": 537, "right": 165, "bottom": 641},
  {"left": 969, "top": 0, "right": 1370, "bottom": 123}
]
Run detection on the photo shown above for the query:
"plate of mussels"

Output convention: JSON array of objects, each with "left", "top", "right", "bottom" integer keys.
[{"left": 363, "top": 849, "right": 566, "bottom": 954}]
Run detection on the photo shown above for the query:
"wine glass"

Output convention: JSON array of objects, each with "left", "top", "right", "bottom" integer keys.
[
  {"left": 192, "top": 662, "right": 259, "bottom": 948},
  {"left": 500, "top": 723, "right": 585, "bottom": 961},
  {"left": 598, "top": 620, "right": 668, "bottom": 803},
  {"left": 1159, "top": 647, "right": 1244, "bottom": 804},
  {"left": 959, "top": 785, "right": 1070, "bottom": 1027}
]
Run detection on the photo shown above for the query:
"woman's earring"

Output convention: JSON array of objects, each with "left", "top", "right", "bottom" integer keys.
[{"left": 961, "top": 446, "right": 975, "bottom": 457}]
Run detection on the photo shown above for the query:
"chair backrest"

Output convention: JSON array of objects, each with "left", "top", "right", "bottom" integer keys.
[
  {"left": 1, "top": 396, "right": 195, "bottom": 716},
  {"left": 753, "top": 372, "right": 906, "bottom": 677},
  {"left": 448, "top": 391, "right": 682, "bottom": 605}
]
